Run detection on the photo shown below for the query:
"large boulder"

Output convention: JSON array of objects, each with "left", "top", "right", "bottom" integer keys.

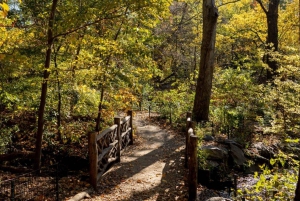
[
  {"left": 201, "top": 145, "right": 228, "bottom": 161},
  {"left": 229, "top": 143, "right": 247, "bottom": 165}
]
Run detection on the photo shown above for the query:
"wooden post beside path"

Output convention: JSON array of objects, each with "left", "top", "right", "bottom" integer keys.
[
  {"left": 114, "top": 117, "right": 121, "bottom": 162},
  {"left": 88, "top": 131, "right": 97, "bottom": 190},
  {"left": 185, "top": 112, "right": 192, "bottom": 168},
  {"left": 188, "top": 135, "right": 198, "bottom": 201}
]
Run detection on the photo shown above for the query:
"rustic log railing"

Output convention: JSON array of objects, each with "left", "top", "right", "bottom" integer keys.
[
  {"left": 185, "top": 112, "right": 198, "bottom": 201},
  {"left": 88, "top": 111, "right": 133, "bottom": 190}
]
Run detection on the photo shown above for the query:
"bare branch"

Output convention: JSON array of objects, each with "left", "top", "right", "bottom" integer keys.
[
  {"left": 218, "top": 0, "right": 241, "bottom": 7},
  {"left": 256, "top": 0, "right": 268, "bottom": 14}
]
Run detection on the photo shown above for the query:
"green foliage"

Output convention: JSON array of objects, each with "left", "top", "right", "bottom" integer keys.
[
  {"left": 235, "top": 152, "right": 299, "bottom": 201},
  {"left": 0, "top": 90, "right": 19, "bottom": 111},
  {"left": 211, "top": 67, "right": 264, "bottom": 143},
  {"left": 152, "top": 79, "right": 194, "bottom": 125},
  {"left": 0, "top": 0, "right": 299, "bottom": 189},
  {"left": 0, "top": 123, "right": 19, "bottom": 154},
  {"left": 195, "top": 123, "right": 212, "bottom": 170}
]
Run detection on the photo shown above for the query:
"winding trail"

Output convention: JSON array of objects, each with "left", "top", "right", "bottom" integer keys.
[{"left": 86, "top": 112, "right": 188, "bottom": 201}]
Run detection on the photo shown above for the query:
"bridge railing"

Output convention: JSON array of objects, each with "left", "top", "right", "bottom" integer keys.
[{"left": 88, "top": 110, "right": 133, "bottom": 190}]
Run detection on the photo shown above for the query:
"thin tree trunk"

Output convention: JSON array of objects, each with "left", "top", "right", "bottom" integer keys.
[
  {"left": 54, "top": 45, "right": 62, "bottom": 141},
  {"left": 69, "top": 43, "right": 82, "bottom": 116},
  {"left": 95, "top": 83, "right": 105, "bottom": 132},
  {"left": 192, "top": 0, "right": 218, "bottom": 122},
  {"left": 34, "top": 0, "right": 58, "bottom": 170}
]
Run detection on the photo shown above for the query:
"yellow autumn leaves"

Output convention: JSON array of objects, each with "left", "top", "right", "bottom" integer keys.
[
  {"left": 0, "top": 0, "right": 22, "bottom": 18},
  {"left": 0, "top": 2, "right": 9, "bottom": 18}
]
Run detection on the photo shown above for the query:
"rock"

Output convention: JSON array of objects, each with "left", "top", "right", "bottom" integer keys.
[
  {"left": 283, "top": 146, "right": 300, "bottom": 159},
  {"left": 252, "top": 142, "right": 275, "bottom": 159},
  {"left": 203, "top": 134, "right": 215, "bottom": 141},
  {"left": 207, "top": 160, "right": 219, "bottom": 168},
  {"left": 201, "top": 145, "right": 228, "bottom": 160},
  {"left": 244, "top": 149, "right": 269, "bottom": 162},
  {"left": 222, "top": 139, "right": 243, "bottom": 148},
  {"left": 229, "top": 143, "right": 246, "bottom": 165},
  {"left": 205, "top": 197, "right": 233, "bottom": 201}
]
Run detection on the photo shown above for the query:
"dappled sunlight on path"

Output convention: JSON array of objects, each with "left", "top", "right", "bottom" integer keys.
[{"left": 84, "top": 112, "right": 188, "bottom": 201}]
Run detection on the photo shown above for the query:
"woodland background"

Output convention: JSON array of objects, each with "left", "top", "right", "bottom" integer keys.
[{"left": 0, "top": 0, "right": 300, "bottom": 199}]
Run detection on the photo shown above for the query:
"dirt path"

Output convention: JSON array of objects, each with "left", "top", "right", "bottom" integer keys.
[{"left": 85, "top": 112, "right": 188, "bottom": 201}]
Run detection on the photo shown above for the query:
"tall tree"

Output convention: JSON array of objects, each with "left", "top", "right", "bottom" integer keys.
[
  {"left": 256, "top": 0, "right": 280, "bottom": 80},
  {"left": 192, "top": 0, "right": 218, "bottom": 122},
  {"left": 34, "top": 0, "right": 58, "bottom": 170}
]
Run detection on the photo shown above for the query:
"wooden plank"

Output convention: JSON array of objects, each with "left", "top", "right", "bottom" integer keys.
[
  {"left": 121, "top": 128, "right": 132, "bottom": 137},
  {"left": 108, "top": 157, "right": 118, "bottom": 164},
  {"left": 96, "top": 157, "right": 118, "bottom": 181},
  {"left": 97, "top": 140, "right": 118, "bottom": 162},
  {"left": 121, "top": 116, "right": 130, "bottom": 124},
  {"left": 128, "top": 110, "right": 133, "bottom": 145},
  {"left": 96, "top": 125, "right": 118, "bottom": 141},
  {"left": 121, "top": 140, "right": 130, "bottom": 150},
  {"left": 97, "top": 163, "right": 110, "bottom": 181},
  {"left": 114, "top": 117, "right": 121, "bottom": 162}
]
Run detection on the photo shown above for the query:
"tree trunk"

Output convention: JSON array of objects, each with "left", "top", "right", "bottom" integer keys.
[
  {"left": 266, "top": 0, "right": 279, "bottom": 79},
  {"left": 192, "top": 0, "right": 218, "bottom": 122},
  {"left": 295, "top": 165, "right": 300, "bottom": 201},
  {"left": 257, "top": 0, "right": 279, "bottom": 80},
  {"left": 70, "top": 44, "right": 81, "bottom": 115},
  {"left": 54, "top": 44, "right": 62, "bottom": 141},
  {"left": 34, "top": 0, "right": 58, "bottom": 170}
]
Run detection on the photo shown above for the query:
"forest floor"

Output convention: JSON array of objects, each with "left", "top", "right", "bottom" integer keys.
[
  {"left": 69, "top": 111, "right": 229, "bottom": 201},
  {"left": 0, "top": 110, "right": 233, "bottom": 201}
]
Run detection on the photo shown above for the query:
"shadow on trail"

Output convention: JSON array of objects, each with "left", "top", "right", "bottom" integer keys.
[
  {"left": 119, "top": 148, "right": 187, "bottom": 201},
  {"left": 93, "top": 119, "right": 188, "bottom": 201}
]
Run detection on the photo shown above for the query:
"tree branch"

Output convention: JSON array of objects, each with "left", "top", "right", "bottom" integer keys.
[
  {"left": 256, "top": 0, "right": 268, "bottom": 14},
  {"left": 218, "top": 0, "right": 241, "bottom": 7},
  {"left": 249, "top": 29, "right": 265, "bottom": 45},
  {"left": 53, "top": 15, "right": 123, "bottom": 39}
]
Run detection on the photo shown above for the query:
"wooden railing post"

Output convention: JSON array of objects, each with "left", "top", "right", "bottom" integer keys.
[
  {"left": 188, "top": 135, "right": 198, "bottom": 201},
  {"left": 88, "top": 131, "right": 98, "bottom": 190},
  {"left": 114, "top": 117, "right": 121, "bottom": 162},
  {"left": 185, "top": 112, "right": 192, "bottom": 168},
  {"left": 127, "top": 110, "right": 133, "bottom": 145}
]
